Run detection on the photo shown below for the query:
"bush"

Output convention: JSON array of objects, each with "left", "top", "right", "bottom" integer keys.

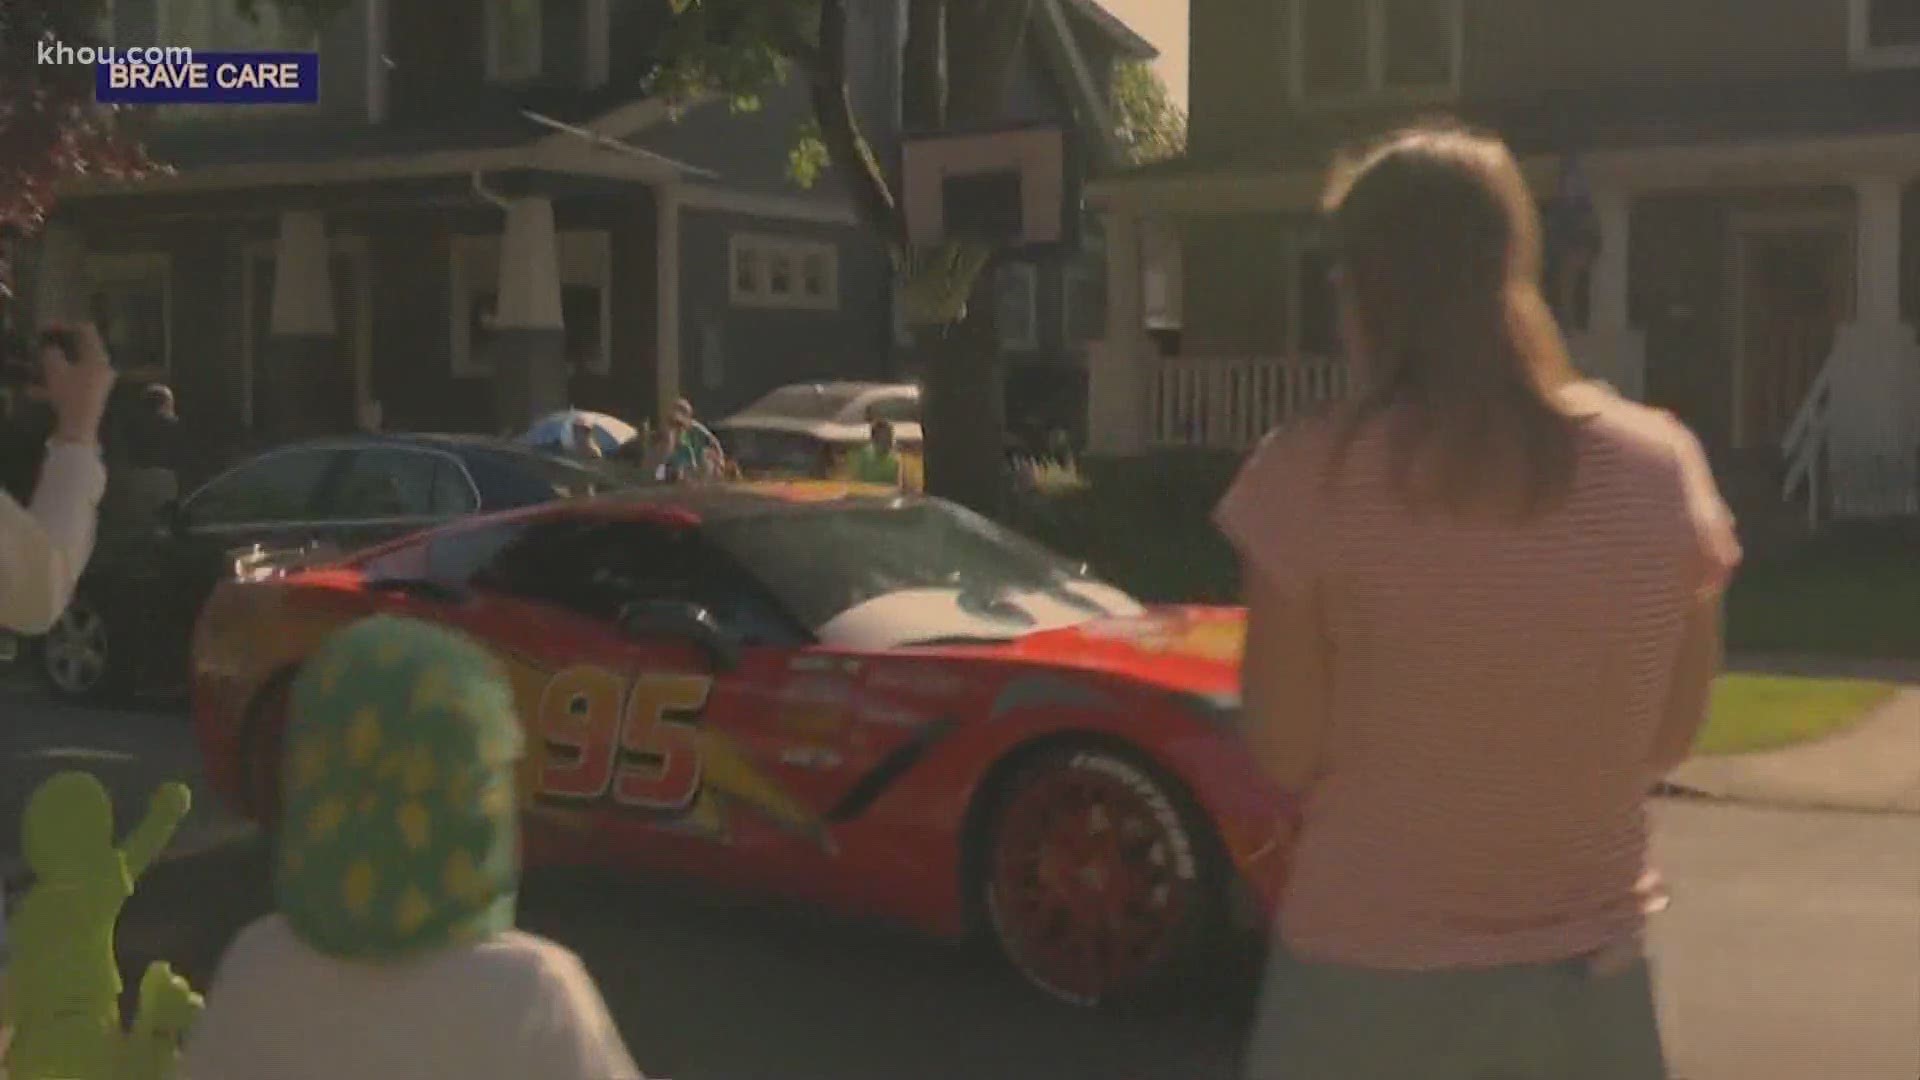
[{"left": 1005, "top": 449, "right": 1245, "bottom": 604}]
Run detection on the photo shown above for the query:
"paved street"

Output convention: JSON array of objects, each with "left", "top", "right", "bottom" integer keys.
[{"left": 4, "top": 687, "right": 1917, "bottom": 1080}]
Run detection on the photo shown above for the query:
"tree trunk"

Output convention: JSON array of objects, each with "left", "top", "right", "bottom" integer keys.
[
  {"left": 920, "top": 280, "right": 1006, "bottom": 518},
  {"left": 913, "top": 0, "right": 1034, "bottom": 515}
]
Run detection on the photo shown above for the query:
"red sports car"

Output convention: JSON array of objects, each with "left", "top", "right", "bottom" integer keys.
[{"left": 191, "top": 481, "right": 1292, "bottom": 1009}]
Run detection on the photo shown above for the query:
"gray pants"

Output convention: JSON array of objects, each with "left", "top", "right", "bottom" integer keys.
[{"left": 1243, "top": 944, "right": 1670, "bottom": 1079}]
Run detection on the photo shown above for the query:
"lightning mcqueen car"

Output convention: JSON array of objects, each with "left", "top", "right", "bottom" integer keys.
[{"left": 191, "top": 481, "right": 1290, "bottom": 1009}]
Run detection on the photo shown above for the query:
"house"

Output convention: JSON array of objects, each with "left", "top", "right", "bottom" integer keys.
[
  {"left": 21, "top": 0, "right": 1160, "bottom": 460},
  {"left": 1089, "top": 0, "right": 1920, "bottom": 522}
]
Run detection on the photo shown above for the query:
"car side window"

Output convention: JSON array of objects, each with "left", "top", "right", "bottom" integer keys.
[
  {"left": 184, "top": 449, "right": 339, "bottom": 528},
  {"left": 476, "top": 519, "right": 802, "bottom": 644},
  {"left": 326, "top": 448, "right": 477, "bottom": 521},
  {"left": 427, "top": 522, "right": 529, "bottom": 584}
]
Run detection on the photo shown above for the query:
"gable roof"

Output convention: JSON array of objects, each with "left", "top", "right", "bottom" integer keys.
[{"left": 1060, "top": 0, "right": 1160, "bottom": 61}]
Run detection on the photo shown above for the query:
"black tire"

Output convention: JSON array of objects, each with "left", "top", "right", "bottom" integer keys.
[
  {"left": 38, "top": 591, "right": 132, "bottom": 704},
  {"left": 976, "top": 743, "right": 1229, "bottom": 1013},
  {"left": 236, "top": 672, "right": 295, "bottom": 830}
]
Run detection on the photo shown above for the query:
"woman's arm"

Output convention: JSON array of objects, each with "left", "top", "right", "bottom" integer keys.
[
  {"left": 1238, "top": 567, "right": 1333, "bottom": 793},
  {"left": 1647, "top": 595, "right": 1723, "bottom": 776},
  {"left": 0, "top": 444, "right": 107, "bottom": 635}
]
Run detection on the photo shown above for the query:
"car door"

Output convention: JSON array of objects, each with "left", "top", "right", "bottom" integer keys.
[
  {"left": 441, "top": 515, "right": 833, "bottom": 883},
  {"left": 148, "top": 446, "right": 349, "bottom": 681},
  {"left": 315, "top": 445, "right": 481, "bottom": 553}
]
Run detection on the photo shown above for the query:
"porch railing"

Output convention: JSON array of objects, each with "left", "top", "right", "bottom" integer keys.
[
  {"left": 1780, "top": 359, "right": 1836, "bottom": 530},
  {"left": 1144, "top": 355, "right": 1348, "bottom": 450}
]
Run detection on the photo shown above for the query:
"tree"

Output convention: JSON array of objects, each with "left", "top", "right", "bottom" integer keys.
[
  {"left": 0, "top": 0, "right": 343, "bottom": 315},
  {"left": 656, "top": 0, "right": 1038, "bottom": 515},
  {"left": 1111, "top": 59, "right": 1185, "bottom": 166}
]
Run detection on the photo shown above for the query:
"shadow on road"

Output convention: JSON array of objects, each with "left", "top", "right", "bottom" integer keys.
[{"left": 116, "top": 839, "right": 1256, "bottom": 1080}]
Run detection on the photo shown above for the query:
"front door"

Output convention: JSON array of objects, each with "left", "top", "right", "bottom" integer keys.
[{"left": 1733, "top": 217, "right": 1853, "bottom": 450}]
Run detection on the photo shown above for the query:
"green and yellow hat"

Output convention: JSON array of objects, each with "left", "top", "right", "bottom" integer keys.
[{"left": 275, "top": 615, "right": 523, "bottom": 960}]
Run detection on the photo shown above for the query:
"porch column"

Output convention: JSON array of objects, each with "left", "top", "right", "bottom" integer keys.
[
  {"left": 30, "top": 223, "right": 85, "bottom": 327},
  {"left": 1825, "top": 176, "right": 1920, "bottom": 515},
  {"left": 654, "top": 183, "right": 682, "bottom": 423},
  {"left": 1572, "top": 192, "right": 1647, "bottom": 401},
  {"left": 488, "top": 196, "right": 568, "bottom": 431},
  {"left": 266, "top": 211, "right": 342, "bottom": 439},
  {"left": 1087, "top": 210, "right": 1146, "bottom": 456}
]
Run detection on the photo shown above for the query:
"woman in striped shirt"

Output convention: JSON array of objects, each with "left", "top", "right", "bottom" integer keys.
[{"left": 1219, "top": 125, "right": 1740, "bottom": 1079}]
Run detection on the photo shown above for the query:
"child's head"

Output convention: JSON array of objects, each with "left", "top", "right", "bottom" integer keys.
[{"left": 276, "top": 615, "right": 524, "bottom": 959}]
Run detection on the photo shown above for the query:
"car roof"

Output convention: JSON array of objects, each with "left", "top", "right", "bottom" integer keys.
[
  {"left": 596, "top": 480, "right": 920, "bottom": 523},
  {"left": 272, "top": 432, "right": 538, "bottom": 456}
]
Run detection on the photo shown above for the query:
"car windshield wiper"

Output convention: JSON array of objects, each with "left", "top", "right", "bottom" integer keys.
[{"left": 899, "top": 634, "right": 1018, "bottom": 647}]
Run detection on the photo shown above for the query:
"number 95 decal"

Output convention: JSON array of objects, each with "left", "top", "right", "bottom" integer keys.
[{"left": 537, "top": 666, "right": 713, "bottom": 812}]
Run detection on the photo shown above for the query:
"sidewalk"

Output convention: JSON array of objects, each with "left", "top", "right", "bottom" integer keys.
[{"left": 1668, "top": 657, "right": 1920, "bottom": 814}]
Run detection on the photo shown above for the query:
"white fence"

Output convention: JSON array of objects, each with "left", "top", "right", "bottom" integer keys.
[{"left": 1144, "top": 355, "right": 1348, "bottom": 450}]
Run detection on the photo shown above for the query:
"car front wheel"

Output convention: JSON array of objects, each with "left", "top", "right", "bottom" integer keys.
[
  {"left": 980, "top": 744, "right": 1228, "bottom": 1012},
  {"left": 40, "top": 593, "right": 128, "bottom": 703}
]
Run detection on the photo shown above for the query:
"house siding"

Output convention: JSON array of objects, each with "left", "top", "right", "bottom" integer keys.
[
  {"left": 677, "top": 210, "right": 895, "bottom": 420},
  {"left": 1187, "top": 0, "right": 1283, "bottom": 157}
]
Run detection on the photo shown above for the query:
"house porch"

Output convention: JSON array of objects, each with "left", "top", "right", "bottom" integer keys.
[{"left": 1089, "top": 132, "right": 1920, "bottom": 521}]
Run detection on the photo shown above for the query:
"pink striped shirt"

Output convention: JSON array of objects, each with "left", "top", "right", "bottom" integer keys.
[{"left": 1216, "top": 383, "right": 1741, "bottom": 970}]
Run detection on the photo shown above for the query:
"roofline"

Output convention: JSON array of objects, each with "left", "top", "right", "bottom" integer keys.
[
  {"left": 55, "top": 95, "right": 703, "bottom": 200},
  {"left": 1060, "top": 0, "right": 1160, "bottom": 60},
  {"left": 1034, "top": 0, "right": 1129, "bottom": 172}
]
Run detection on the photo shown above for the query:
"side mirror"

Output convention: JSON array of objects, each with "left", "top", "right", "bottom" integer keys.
[{"left": 617, "top": 600, "right": 740, "bottom": 672}]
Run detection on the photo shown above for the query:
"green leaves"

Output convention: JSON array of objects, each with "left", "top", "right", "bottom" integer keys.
[{"left": 1111, "top": 60, "right": 1186, "bottom": 166}]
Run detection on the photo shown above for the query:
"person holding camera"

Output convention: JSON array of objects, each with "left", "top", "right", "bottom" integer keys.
[{"left": 0, "top": 324, "right": 117, "bottom": 635}]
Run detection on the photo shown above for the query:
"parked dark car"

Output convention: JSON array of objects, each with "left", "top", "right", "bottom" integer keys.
[{"left": 31, "top": 432, "right": 639, "bottom": 702}]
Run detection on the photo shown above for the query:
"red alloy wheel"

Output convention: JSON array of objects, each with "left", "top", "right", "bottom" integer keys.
[{"left": 986, "top": 751, "right": 1202, "bottom": 1007}]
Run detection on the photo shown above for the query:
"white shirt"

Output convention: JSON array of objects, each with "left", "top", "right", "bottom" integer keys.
[
  {"left": 182, "top": 916, "right": 643, "bottom": 1080},
  {"left": 0, "top": 441, "right": 106, "bottom": 635}
]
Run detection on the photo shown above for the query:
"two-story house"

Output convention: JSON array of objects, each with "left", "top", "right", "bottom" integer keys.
[
  {"left": 22, "top": 0, "right": 1155, "bottom": 459},
  {"left": 1089, "top": 0, "right": 1920, "bottom": 521}
]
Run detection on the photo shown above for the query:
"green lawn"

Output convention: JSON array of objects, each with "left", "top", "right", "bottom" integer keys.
[{"left": 1694, "top": 674, "right": 1898, "bottom": 756}]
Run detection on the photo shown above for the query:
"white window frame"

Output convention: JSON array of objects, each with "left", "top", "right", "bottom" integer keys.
[
  {"left": 449, "top": 230, "right": 614, "bottom": 378},
  {"left": 1850, "top": 0, "right": 1920, "bottom": 68},
  {"left": 154, "top": 0, "right": 324, "bottom": 117},
  {"left": 1288, "top": 0, "right": 1464, "bottom": 105},
  {"left": 82, "top": 253, "right": 173, "bottom": 377},
  {"left": 484, "top": 0, "right": 544, "bottom": 84},
  {"left": 996, "top": 262, "right": 1039, "bottom": 352},
  {"left": 729, "top": 234, "right": 841, "bottom": 311}
]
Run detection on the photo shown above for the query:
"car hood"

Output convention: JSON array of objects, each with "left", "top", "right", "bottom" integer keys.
[{"left": 888, "top": 605, "right": 1246, "bottom": 701}]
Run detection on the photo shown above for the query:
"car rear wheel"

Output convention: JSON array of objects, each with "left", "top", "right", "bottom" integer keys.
[
  {"left": 40, "top": 593, "right": 128, "bottom": 703},
  {"left": 980, "top": 744, "right": 1227, "bottom": 1012},
  {"left": 239, "top": 674, "right": 294, "bottom": 830}
]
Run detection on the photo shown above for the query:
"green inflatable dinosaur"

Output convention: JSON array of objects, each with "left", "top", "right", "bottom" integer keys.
[{"left": 3, "top": 771, "right": 202, "bottom": 1080}]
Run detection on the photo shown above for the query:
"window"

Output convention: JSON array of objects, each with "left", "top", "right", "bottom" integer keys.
[
  {"left": 476, "top": 520, "right": 803, "bottom": 644},
  {"left": 995, "top": 262, "right": 1039, "bottom": 352},
  {"left": 325, "top": 448, "right": 478, "bottom": 521},
  {"left": 1853, "top": 0, "right": 1920, "bottom": 66},
  {"left": 83, "top": 254, "right": 170, "bottom": 376},
  {"left": 485, "top": 0, "right": 543, "bottom": 83},
  {"left": 450, "top": 230, "right": 612, "bottom": 377},
  {"left": 184, "top": 449, "right": 339, "bottom": 528},
  {"left": 427, "top": 522, "right": 531, "bottom": 583},
  {"left": 729, "top": 235, "right": 839, "bottom": 310},
  {"left": 1291, "top": 0, "right": 1461, "bottom": 102},
  {"left": 155, "top": 0, "right": 323, "bottom": 116}
]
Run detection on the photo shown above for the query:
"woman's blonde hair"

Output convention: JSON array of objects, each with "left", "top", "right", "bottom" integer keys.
[{"left": 1322, "top": 123, "right": 1582, "bottom": 518}]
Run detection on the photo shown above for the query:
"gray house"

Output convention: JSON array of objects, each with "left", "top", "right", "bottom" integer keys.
[
  {"left": 26, "top": 0, "right": 1156, "bottom": 456},
  {"left": 1092, "top": 0, "right": 1920, "bottom": 523}
]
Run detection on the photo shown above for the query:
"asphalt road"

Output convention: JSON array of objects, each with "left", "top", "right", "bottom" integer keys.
[{"left": 5, "top": 688, "right": 1917, "bottom": 1080}]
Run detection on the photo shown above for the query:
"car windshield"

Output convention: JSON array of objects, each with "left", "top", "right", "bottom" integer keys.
[
  {"left": 733, "top": 385, "right": 870, "bottom": 422},
  {"left": 703, "top": 499, "right": 1144, "bottom": 649}
]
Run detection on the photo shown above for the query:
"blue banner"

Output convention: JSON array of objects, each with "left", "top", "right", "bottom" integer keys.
[{"left": 96, "top": 51, "right": 320, "bottom": 105}]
